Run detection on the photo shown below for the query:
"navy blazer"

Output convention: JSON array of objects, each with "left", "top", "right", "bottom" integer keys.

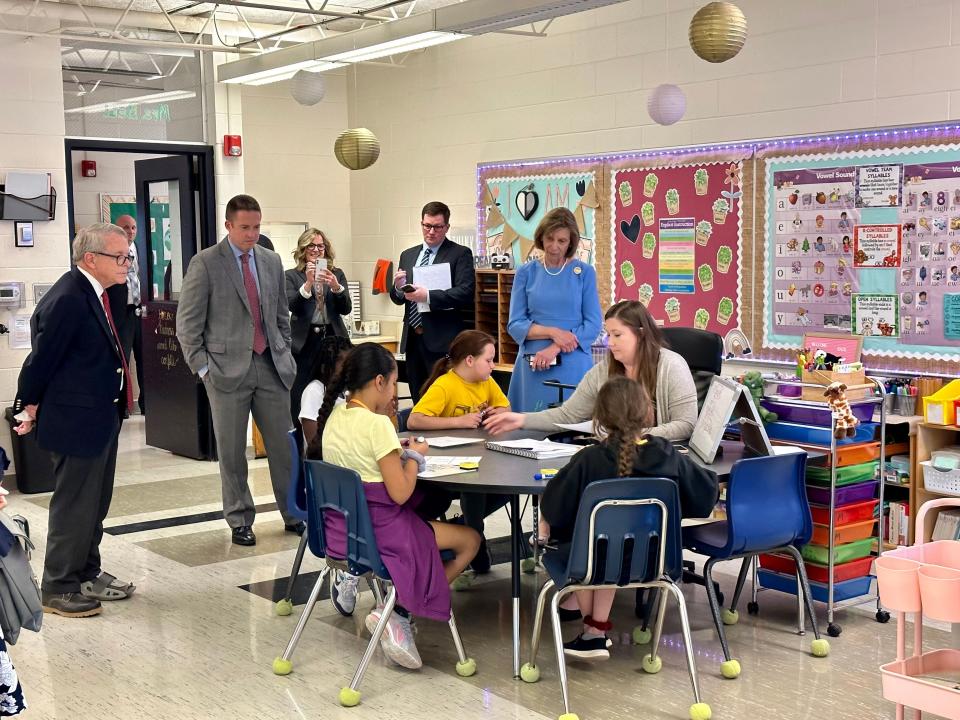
[
  {"left": 388, "top": 238, "right": 475, "bottom": 354},
  {"left": 285, "top": 266, "right": 351, "bottom": 355},
  {"left": 15, "top": 268, "right": 126, "bottom": 457}
]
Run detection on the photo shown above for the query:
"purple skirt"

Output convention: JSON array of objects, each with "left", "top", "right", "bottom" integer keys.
[{"left": 324, "top": 483, "right": 451, "bottom": 622}]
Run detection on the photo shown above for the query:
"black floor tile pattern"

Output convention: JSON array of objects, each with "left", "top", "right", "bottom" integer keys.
[{"left": 105, "top": 502, "right": 279, "bottom": 535}]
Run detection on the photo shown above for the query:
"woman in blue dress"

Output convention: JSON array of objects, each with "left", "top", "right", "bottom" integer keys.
[{"left": 507, "top": 207, "right": 602, "bottom": 412}]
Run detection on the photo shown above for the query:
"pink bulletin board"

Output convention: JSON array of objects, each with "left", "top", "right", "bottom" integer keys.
[{"left": 611, "top": 162, "right": 744, "bottom": 338}]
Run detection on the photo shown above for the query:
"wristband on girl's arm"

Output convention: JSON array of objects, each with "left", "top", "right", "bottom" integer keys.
[{"left": 400, "top": 448, "right": 426, "bottom": 473}]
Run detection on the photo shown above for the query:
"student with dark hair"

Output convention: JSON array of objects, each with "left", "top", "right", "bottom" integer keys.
[
  {"left": 298, "top": 335, "right": 353, "bottom": 445},
  {"left": 408, "top": 330, "right": 510, "bottom": 581},
  {"left": 306, "top": 343, "right": 480, "bottom": 669},
  {"left": 540, "top": 376, "right": 718, "bottom": 659},
  {"left": 388, "top": 201, "right": 475, "bottom": 402}
]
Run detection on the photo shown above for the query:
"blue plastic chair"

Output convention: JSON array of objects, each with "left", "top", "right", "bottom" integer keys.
[
  {"left": 272, "top": 459, "right": 477, "bottom": 707},
  {"left": 275, "top": 430, "right": 309, "bottom": 616},
  {"left": 396, "top": 407, "right": 411, "bottom": 432},
  {"left": 684, "top": 452, "right": 830, "bottom": 679},
  {"left": 520, "top": 478, "right": 710, "bottom": 720}
]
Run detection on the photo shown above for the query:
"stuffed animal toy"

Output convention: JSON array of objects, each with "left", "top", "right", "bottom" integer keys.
[
  {"left": 823, "top": 381, "right": 859, "bottom": 439},
  {"left": 741, "top": 371, "right": 777, "bottom": 423}
]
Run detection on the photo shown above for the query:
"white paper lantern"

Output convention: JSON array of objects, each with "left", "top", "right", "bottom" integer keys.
[
  {"left": 290, "top": 70, "right": 327, "bottom": 106},
  {"left": 647, "top": 84, "right": 687, "bottom": 126}
]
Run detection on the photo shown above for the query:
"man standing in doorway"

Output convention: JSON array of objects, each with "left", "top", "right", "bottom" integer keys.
[
  {"left": 176, "top": 194, "right": 302, "bottom": 546},
  {"left": 14, "top": 223, "right": 137, "bottom": 618},
  {"left": 389, "top": 201, "right": 475, "bottom": 402},
  {"left": 115, "top": 214, "right": 145, "bottom": 414}
]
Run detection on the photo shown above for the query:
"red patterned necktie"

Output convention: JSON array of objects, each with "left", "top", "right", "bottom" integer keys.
[
  {"left": 100, "top": 291, "right": 134, "bottom": 413},
  {"left": 240, "top": 252, "right": 268, "bottom": 354}
]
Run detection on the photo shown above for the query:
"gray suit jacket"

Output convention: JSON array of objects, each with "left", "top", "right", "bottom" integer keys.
[{"left": 177, "top": 239, "right": 296, "bottom": 392}]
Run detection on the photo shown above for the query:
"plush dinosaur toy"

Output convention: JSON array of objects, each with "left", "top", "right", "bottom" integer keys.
[
  {"left": 823, "top": 381, "right": 859, "bottom": 439},
  {"left": 741, "top": 371, "right": 777, "bottom": 423}
]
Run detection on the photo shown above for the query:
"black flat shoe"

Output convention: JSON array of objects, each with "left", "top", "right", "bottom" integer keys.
[
  {"left": 284, "top": 521, "right": 306, "bottom": 536},
  {"left": 231, "top": 525, "right": 257, "bottom": 546}
]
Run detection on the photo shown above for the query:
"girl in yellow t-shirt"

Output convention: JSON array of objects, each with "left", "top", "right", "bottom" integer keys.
[{"left": 408, "top": 330, "right": 511, "bottom": 584}]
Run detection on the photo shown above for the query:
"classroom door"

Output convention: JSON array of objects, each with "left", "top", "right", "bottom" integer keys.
[{"left": 135, "top": 155, "right": 216, "bottom": 460}]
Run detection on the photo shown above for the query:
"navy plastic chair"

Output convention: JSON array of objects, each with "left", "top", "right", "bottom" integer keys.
[
  {"left": 684, "top": 452, "right": 830, "bottom": 679},
  {"left": 272, "top": 459, "right": 476, "bottom": 707},
  {"left": 396, "top": 407, "right": 411, "bottom": 433},
  {"left": 275, "top": 430, "right": 309, "bottom": 616},
  {"left": 520, "top": 478, "right": 710, "bottom": 720}
]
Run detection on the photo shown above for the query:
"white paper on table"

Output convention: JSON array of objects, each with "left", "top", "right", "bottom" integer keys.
[
  {"left": 419, "top": 456, "right": 482, "bottom": 478},
  {"left": 425, "top": 436, "right": 483, "bottom": 448},
  {"left": 554, "top": 421, "right": 596, "bottom": 434},
  {"left": 771, "top": 445, "right": 804, "bottom": 455},
  {"left": 413, "top": 262, "right": 451, "bottom": 314},
  {"left": 488, "top": 439, "right": 580, "bottom": 459}
]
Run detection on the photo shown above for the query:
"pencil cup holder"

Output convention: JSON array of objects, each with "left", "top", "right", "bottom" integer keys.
[
  {"left": 917, "top": 564, "right": 960, "bottom": 623},
  {"left": 876, "top": 556, "right": 922, "bottom": 613},
  {"left": 896, "top": 395, "right": 917, "bottom": 416},
  {"left": 882, "top": 394, "right": 895, "bottom": 417}
]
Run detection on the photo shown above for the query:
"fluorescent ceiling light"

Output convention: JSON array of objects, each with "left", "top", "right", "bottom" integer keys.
[
  {"left": 221, "top": 59, "right": 344, "bottom": 85},
  {"left": 320, "top": 31, "right": 464, "bottom": 63},
  {"left": 436, "top": 0, "right": 628, "bottom": 35},
  {"left": 64, "top": 90, "right": 196, "bottom": 114}
]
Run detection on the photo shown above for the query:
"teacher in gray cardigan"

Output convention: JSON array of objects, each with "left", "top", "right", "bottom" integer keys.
[
  {"left": 484, "top": 300, "right": 698, "bottom": 440},
  {"left": 285, "top": 228, "right": 351, "bottom": 428}
]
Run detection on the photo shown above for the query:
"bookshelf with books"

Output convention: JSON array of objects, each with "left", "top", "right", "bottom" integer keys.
[
  {"left": 913, "top": 422, "right": 960, "bottom": 542},
  {"left": 474, "top": 269, "right": 517, "bottom": 372}
]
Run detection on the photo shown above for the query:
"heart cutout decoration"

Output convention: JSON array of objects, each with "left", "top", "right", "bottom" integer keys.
[
  {"left": 516, "top": 185, "right": 539, "bottom": 221},
  {"left": 621, "top": 214, "right": 641, "bottom": 243}
]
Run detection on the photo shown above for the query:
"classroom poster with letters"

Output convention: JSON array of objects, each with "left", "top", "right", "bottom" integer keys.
[
  {"left": 764, "top": 146, "right": 960, "bottom": 360},
  {"left": 611, "top": 162, "right": 743, "bottom": 338}
]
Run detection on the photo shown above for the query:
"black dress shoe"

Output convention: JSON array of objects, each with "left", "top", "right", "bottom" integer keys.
[
  {"left": 284, "top": 521, "right": 306, "bottom": 536},
  {"left": 42, "top": 591, "right": 102, "bottom": 618},
  {"left": 231, "top": 525, "right": 257, "bottom": 546}
]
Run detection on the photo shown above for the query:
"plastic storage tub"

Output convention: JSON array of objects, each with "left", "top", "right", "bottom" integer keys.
[
  {"left": 757, "top": 568, "right": 873, "bottom": 602},
  {"left": 760, "top": 399, "right": 875, "bottom": 426},
  {"left": 805, "top": 479, "right": 878, "bottom": 506},
  {"left": 807, "top": 460, "right": 879, "bottom": 487},
  {"left": 809, "top": 499, "right": 878, "bottom": 526},
  {"left": 801, "top": 536, "right": 875, "bottom": 565},
  {"left": 920, "top": 461, "right": 960, "bottom": 497},
  {"left": 880, "top": 649, "right": 960, "bottom": 720},
  {"left": 763, "top": 420, "right": 879, "bottom": 447},
  {"left": 759, "top": 553, "right": 873, "bottom": 583},
  {"left": 810, "top": 518, "right": 876, "bottom": 545}
]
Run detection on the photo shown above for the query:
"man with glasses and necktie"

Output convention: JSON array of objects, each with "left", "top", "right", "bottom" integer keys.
[
  {"left": 115, "top": 214, "right": 145, "bottom": 416},
  {"left": 389, "top": 201, "right": 476, "bottom": 402},
  {"left": 13, "top": 223, "right": 137, "bottom": 618},
  {"left": 176, "top": 194, "right": 302, "bottom": 547}
]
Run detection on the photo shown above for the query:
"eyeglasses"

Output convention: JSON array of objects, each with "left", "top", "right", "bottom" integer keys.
[
  {"left": 421, "top": 223, "right": 448, "bottom": 232},
  {"left": 94, "top": 251, "right": 134, "bottom": 266},
  {"left": 305, "top": 243, "right": 325, "bottom": 253}
]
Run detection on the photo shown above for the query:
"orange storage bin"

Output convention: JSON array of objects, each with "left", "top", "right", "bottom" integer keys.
[
  {"left": 810, "top": 518, "right": 875, "bottom": 546},
  {"left": 834, "top": 442, "right": 881, "bottom": 467}
]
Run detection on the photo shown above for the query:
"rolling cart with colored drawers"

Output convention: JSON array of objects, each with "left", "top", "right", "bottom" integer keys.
[
  {"left": 876, "top": 498, "right": 960, "bottom": 720},
  {"left": 755, "top": 376, "right": 889, "bottom": 637}
]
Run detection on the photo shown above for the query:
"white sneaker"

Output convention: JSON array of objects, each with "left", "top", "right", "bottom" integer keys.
[
  {"left": 364, "top": 607, "right": 422, "bottom": 669},
  {"left": 331, "top": 570, "right": 360, "bottom": 616}
]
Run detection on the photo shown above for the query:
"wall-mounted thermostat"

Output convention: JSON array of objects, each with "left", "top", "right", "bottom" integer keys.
[{"left": 0, "top": 282, "right": 25, "bottom": 309}]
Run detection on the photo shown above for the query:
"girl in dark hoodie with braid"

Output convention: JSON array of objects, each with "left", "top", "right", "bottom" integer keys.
[{"left": 541, "top": 375, "right": 719, "bottom": 660}]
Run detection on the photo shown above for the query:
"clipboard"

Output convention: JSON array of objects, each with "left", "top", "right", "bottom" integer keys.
[{"left": 689, "top": 376, "right": 772, "bottom": 463}]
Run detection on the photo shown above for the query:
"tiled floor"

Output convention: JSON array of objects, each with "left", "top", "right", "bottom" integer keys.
[{"left": 6, "top": 416, "right": 953, "bottom": 719}]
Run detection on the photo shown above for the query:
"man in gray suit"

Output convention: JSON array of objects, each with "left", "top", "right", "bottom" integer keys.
[{"left": 176, "top": 194, "right": 301, "bottom": 546}]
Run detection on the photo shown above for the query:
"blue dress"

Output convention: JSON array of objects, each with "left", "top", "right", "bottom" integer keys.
[{"left": 507, "top": 259, "right": 603, "bottom": 412}]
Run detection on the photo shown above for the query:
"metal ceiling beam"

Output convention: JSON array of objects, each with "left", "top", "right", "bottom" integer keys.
[
  {"left": 196, "top": 0, "right": 385, "bottom": 21},
  {"left": 0, "top": 25, "right": 254, "bottom": 52}
]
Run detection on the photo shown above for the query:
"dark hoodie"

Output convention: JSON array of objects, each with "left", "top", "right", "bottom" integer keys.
[{"left": 541, "top": 435, "right": 719, "bottom": 543}]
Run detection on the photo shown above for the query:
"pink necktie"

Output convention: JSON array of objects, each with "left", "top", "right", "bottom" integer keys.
[
  {"left": 101, "top": 291, "right": 134, "bottom": 413},
  {"left": 240, "top": 253, "right": 267, "bottom": 355}
]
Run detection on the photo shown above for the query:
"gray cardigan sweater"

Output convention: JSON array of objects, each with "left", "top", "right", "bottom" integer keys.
[{"left": 523, "top": 347, "right": 698, "bottom": 441}]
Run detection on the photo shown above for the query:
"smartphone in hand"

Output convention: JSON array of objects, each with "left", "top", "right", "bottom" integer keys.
[{"left": 400, "top": 284, "right": 416, "bottom": 293}]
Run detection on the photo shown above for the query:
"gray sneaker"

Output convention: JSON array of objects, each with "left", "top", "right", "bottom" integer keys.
[
  {"left": 364, "top": 608, "right": 422, "bottom": 669},
  {"left": 331, "top": 570, "right": 360, "bottom": 616}
]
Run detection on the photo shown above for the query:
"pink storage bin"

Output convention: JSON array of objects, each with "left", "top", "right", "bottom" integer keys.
[
  {"left": 875, "top": 556, "right": 922, "bottom": 613},
  {"left": 880, "top": 649, "right": 960, "bottom": 720},
  {"left": 884, "top": 539, "right": 960, "bottom": 571},
  {"left": 917, "top": 564, "right": 960, "bottom": 623}
]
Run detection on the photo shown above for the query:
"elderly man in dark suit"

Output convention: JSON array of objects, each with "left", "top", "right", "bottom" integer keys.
[
  {"left": 14, "top": 223, "right": 137, "bottom": 618},
  {"left": 389, "top": 201, "right": 475, "bottom": 402},
  {"left": 176, "top": 194, "right": 301, "bottom": 546}
]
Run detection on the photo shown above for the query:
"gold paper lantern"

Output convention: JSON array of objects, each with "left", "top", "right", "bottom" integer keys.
[
  {"left": 689, "top": 2, "right": 747, "bottom": 63},
  {"left": 334, "top": 128, "right": 380, "bottom": 170}
]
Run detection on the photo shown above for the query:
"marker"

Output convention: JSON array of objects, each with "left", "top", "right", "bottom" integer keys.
[{"left": 534, "top": 469, "right": 559, "bottom": 481}]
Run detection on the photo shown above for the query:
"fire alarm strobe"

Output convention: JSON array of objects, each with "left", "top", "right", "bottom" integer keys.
[
  {"left": 81, "top": 160, "right": 97, "bottom": 177},
  {"left": 223, "top": 135, "right": 242, "bottom": 157}
]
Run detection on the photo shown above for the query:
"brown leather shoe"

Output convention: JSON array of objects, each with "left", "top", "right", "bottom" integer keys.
[{"left": 42, "top": 591, "right": 102, "bottom": 618}]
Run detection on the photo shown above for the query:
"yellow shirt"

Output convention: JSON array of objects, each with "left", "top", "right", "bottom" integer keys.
[
  {"left": 412, "top": 370, "right": 509, "bottom": 418},
  {"left": 322, "top": 403, "right": 401, "bottom": 484}
]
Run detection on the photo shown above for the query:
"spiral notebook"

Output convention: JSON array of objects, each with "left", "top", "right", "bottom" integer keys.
[{"left": 484, "top": 439, "right": 581, "bottom": 460}]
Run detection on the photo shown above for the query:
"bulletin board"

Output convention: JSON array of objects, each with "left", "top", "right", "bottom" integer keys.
[
  {"left": 611, "top": 161, "right": 744, "bottom": 339},
  {"left": 101, "top": 193, "right": 169, "bottom": 299},
  {"left": 761, "top": 141, "right": 960, "bottom": 370},
  {"left": 479, "top": 169, "right": 601, "bottom": 268}
]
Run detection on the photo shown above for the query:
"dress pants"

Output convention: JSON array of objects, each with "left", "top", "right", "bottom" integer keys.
[
  {"left": 289, "top": 324, "right": 334, "bottom": 428},
  {"left": 120, "top": 305, "right": 145, "bottom": 412},
  {"left": 42, "top": 420, "right": 120, "bottom": 593},
  {"left": 404, "top": 329, "right": 445, "bottom": 403},
  {"left": 203, "top": 352, "right": 296, "bottom": 528}
]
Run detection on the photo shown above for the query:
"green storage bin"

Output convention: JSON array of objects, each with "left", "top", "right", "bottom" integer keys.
[
  {"left": 801, "top": 537, "right": 874, "bottom": 565},
  {"left": 806, "top": 461, "right": 879, "bottom": 487}
]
